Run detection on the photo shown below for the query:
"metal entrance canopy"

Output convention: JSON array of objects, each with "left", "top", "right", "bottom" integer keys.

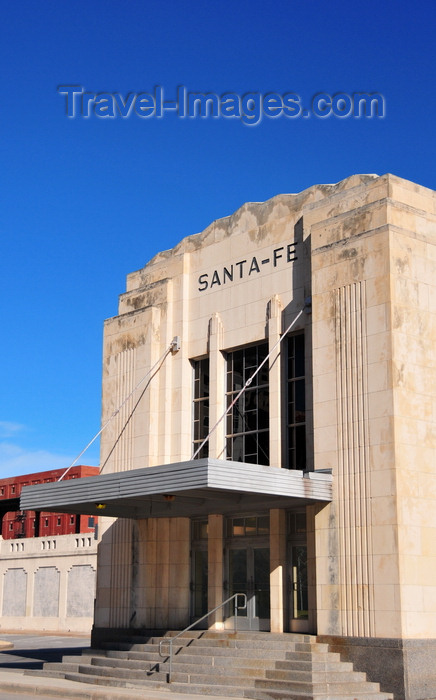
[{"left": 20, "top": 459, "right": 332, "bottom": 520}]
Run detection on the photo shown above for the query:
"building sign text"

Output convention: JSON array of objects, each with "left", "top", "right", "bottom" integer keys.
[{"left": 197, "top": 243, "right": 298, "bottom": 292}]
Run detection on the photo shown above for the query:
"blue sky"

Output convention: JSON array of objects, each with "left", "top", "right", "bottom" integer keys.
[{"left": 0, "top": 0, "right": 435, "bottom": 477}]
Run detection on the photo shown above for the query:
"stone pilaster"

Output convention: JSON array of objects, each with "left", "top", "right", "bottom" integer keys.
[
  {"left": 270, "top": 508, "right": 286, "bottom": 632},
  {"left": 267, "top": 296, "right": 283, "bottom": 468}
]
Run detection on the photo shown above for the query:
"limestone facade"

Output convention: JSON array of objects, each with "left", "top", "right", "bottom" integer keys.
[{"left": 92, "top": 174, "right": 436, "bottom": 699}]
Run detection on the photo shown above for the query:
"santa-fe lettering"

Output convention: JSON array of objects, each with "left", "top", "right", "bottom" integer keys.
[
  {"left": 198, "top": 273, "right": 208, "bottom": 292},
  {"left": 287, "top": 243, "right": 297, "bottom": 262},
  {"left": 249, "top": 257, "right": 260, "bottom": 275},
  {"left": 273, "top": 247, "right": 284, "bottom": 266},
  {"left": 210, "top": 270, "right": 221, "bottom": 287},
  {"left": 197, "top": 243, "right": 298, "bottom": 292},
  {"left": 223, "top": 266, "right": 233, "bottom": 283},
  {"left": 235, "top": 260, "right": 247, "bottom": 278}
]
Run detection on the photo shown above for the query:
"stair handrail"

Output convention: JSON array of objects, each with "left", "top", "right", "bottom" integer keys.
[{"left": 158, "top": 592, "right": 247, "bottom": 682}]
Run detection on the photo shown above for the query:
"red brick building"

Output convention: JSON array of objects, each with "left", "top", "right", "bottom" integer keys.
[{"left": 0, "top": 465, "right": 99, "bottom": 539}]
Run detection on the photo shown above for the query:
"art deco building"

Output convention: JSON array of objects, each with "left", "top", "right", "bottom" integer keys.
[{"left": 22, "top": 174, "right": 436, "bottom": 699}]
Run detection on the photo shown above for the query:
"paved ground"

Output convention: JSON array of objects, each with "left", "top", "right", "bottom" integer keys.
[
  {"left": 0, "top": 633, "right": 90, "bottom": 671},
  {"left": 0, "top": 633, "right": 242, "bottom": 699}
]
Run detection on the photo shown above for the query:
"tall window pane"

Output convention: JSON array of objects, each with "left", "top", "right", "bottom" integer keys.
[
  {"left": 192, "top": 358, "right": 209, "bottom": 459},
  {"left": 226, "top": 343, "right": 269, "bottom": 465},
  {"left": 287, "top": 334, "right": 306, "bottom": 469}
]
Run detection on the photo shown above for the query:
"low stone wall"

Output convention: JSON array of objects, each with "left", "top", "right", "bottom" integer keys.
[{"left": 0, "top": 534, "right": 97, "bottom": 634}]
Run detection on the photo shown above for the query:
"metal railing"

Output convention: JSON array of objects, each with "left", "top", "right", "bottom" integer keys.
[{"left": 158, "top": 592, "right": 247, "bottom": 682}]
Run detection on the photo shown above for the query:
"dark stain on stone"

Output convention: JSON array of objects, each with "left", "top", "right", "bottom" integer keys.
[
  {"left": 395, "top": 256, "right": 409, "bottom": 275},
  {"left": 127, "top": 294, "right": 146, "bottom": 310},
  {"left": 338, "top": 247, "right": 358, "bottom": 260},
  {"left": 393, "top": 308, "right": 404, "bottom": 329},
  {"left": 394, "top": 363, "right": 405, "bottom": 386},
  {"left": 350, "top": 255, "right": 366, "bottom": 278},
  {"left": 327, "top": 608, "right": 340, "bottom": 635},
  {"left": 342, "top": 211, "right": 368, "bottom": 239},
  {"left": 328, "top": 506, "right": 339, "bottom": 584},
  {"left": 121, "top": 337, "right": 137, "bottom": 351}
]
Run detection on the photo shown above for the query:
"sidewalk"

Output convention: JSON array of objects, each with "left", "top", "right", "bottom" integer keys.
[{"left": 0, "top": 633, "right": 242, "bottom": 700}]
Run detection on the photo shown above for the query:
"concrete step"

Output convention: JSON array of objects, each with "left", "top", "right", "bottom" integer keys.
[
  {"left": 170, "top": 664, "right": 264, "bottom": 678},
  {"left": 61, "top": 662, "right": 259, "bottom": 689},
  {"left": 275, "top": 659, "right": 354, "bottom": 672},
  {"left": 169, "top": 681, "right": 248, "bottom": 697},
  {"left": 191, "top": 638, "right": 297, "bottom": 650},
  {"left": 104, "top": 630, "right": 298, "bottom": 647},
  {"left": 180, "top": 655, "right": 277, "bottom": 669},
  {"left": 24, "top": 667, "right": 139, "bottom": 684},
  {"left": 100, "top": 641, "right": 162, "bottom": 652},
  {"left": 284, "top": 650, "right": 342, "bottom": 662},
  {"left": 249, "top": 692, "right": 393, "bottom": 700},
  {"left": 100, "top": 649, "right": 164, "bottom": 662},
  {"left": 89, "top": 656, "right": 267, "bottom": 680},
  {"left": 23, "top": 668, "right": 71, "bottom": 680},
  {"left": 254, "top": 678, "right": 382, "bottom": 694},
  {"left": 163, "top": 630, "right": 307, "bottom": 642},
  {"left": 90, "top": 649, "right": 279, "bottom": 670},
  {"left": 87, "top": 644, "right": 290, "bottom": 662},
  {"left": 63, "top": 671, "right": 251, "bottom": 697},
  {"left": 265, "top": 668, "right": 368, "bottom": 683},
  {"left": 80, "top": 646, "right": 281, "bottom": 666},
  {"left": 171, "top": 645, "right": 290, "bottom": 659},
  {"left": 77, "top": 663, "right": 170, "bottom": 682},
  {"left": 294, "top": 642, "right": 329, "bottom": 652},
  {"left": 43, "top": 662, "right": 81, "bottom": 673},
  {"left": 62, "top": 654, "right": 367, "bottom": 685},
  {"left": 87, "top": 655, "right": 161, "bottom": 672},
  {"left": 62, "top": 671, "right": 169, "bottom": 689},
  {"left": 182, "top": 673, "right": 257, "bottom": 688},
  {"left": 27, "top": 630, "right": 396, "bottom": 700}
]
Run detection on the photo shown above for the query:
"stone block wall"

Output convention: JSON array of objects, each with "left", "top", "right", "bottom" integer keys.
[{"left": 0, "top": 533, "right": 97, "bottom": 633}]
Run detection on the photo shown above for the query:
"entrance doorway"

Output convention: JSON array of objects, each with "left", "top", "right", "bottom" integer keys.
[
  {"left": 225, "top": 546, "right": 270, "bottom": 630},
  {"left": 224, "top": 515, "right": 270, "bottom": 631}
]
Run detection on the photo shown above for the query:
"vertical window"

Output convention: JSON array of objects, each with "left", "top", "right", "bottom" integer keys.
[
  {"left": 287, "top": 334, "right": 306, "bottom": 469},
  {"left": 192, "top": 358, "right": 209, "bottom": 459},
  {"left": 226, "top": 343, "right": 269, "bottom": 465}
]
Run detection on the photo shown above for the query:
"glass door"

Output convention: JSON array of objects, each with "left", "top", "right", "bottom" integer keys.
[
  {"left": 228, "top": 548, "right": 247, "bottom": 615},
  {"left": 226, "top": 546, "right": 270, "bottom": 630}
]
